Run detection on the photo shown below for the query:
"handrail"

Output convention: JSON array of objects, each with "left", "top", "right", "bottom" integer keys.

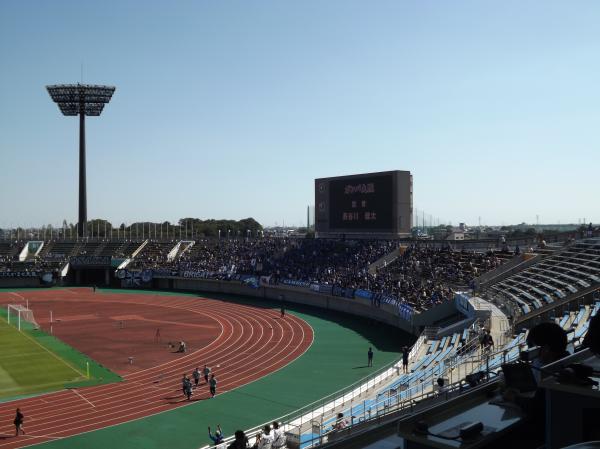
[
  {"left": 129, "top": 239, "right": 148, "bottom": 259},
  {"left": 408, "top": 333, "right": 425, "bottom": 361},
  {"left": 199, "top": 324, "right": 533, "bottom": 449},
  {"left": 304, "top": 370, "right": 504, "bottom": 448},
  {"left": 200, "top": 332, "right": 500, "bottom": 449},
  {"left": 314, "top": 326, "right": 488, "bottom": 445}
]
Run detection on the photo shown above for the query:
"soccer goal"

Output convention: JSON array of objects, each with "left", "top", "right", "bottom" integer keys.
[{"left": 7, "top": 304, "right": 39, "bottom": 331}]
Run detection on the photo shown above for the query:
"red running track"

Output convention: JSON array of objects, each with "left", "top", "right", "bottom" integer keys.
[{"left": 0, "top": 289, "right": 313, "bottom": 448}]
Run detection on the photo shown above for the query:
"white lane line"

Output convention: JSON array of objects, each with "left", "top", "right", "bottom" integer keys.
[
  {"left": 70, "top": 389, "right": 95, "bottom": 408},
  {"left": 19, "top": 433, "right": 63, "bottom": 440},
  {"left": 0, "top": 294, "right": 313, "bottom": 440},
  {"left": 8, "top": 292, "right": 26, "bottom": 301}
]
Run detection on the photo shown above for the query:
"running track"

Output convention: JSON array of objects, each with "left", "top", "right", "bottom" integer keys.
[{"left": 0, "top": 290, "right": 313, "bottom": 448}]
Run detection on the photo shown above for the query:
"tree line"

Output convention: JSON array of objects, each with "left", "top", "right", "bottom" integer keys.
[{"left": 1, "top": 217, "right": 263, "bottom": 240}]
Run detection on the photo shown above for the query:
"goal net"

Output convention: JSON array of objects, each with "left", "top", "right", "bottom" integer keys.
[{"left": 7, "top": 304, "right": 39, "bottom": 331}]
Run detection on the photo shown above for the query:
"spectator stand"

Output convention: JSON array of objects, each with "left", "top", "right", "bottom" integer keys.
[
  {"left": 200, "top": 298, "right": 600, "bottom": 449},
  {"left": 487, "top": 238, "right": 600, "bottom": 318}
]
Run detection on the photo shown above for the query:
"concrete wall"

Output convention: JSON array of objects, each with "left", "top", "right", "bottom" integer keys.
[
  {"left": 0, "top": 274, "right": 460, "bottom": 336},
  {"left": 154, "top": 277, "right": 423, "bottom": 335},
  {"left": 0, "top": 277, "right": 42, "bottom": 288},
  {"left": 411, "top": 300, "right": 459, "bottom": 328}
]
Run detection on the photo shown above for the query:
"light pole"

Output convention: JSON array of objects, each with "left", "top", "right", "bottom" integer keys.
[{"left": 47, "top": 84, "right": 115, "bottom": 237}]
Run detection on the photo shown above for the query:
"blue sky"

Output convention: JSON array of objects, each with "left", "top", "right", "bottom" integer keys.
[{"left": 1, "top": 1, "right": 599, "bottom": 228}]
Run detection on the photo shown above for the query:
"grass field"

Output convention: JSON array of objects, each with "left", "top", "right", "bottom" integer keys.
[{"left": 0, "top": 308, "right": 121, "bottom": 401}]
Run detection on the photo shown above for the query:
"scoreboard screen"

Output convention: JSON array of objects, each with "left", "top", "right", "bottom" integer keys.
[
  {"left": 329, "top": 174, "right": 394, "bottom": 230},
  {"left": 315, "top": 170, "right": 412, "bottom": 236}
]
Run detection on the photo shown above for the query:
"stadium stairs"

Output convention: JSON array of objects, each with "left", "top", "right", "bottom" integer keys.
[{"left": 368, "top": 246, "right": 401, "bottom": 274}]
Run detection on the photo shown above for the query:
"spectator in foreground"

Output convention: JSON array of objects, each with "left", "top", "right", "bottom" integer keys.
[
  {"left": 526, "top": 322, "right": 569, "bottom": 382},
  {"left": 253, "top": 425, "right": 274, "bottom": 449},
  {"left": 228, "top": 430, "right": 248, "bottom": 449},
  {"left": 506, "top": 321, "right": 569, "bottom": 444},
  {"left": 332, "top": 413, "right": 348, "bottom": 431},
  {"left": 582, "top": 313, "right": 600, "bottom": 355},
  {"left": 271, "top": 421, "right": 286, "bottom": 449},
  {"left": 436, "top": 377, "right": 447, "bottom": 396}
]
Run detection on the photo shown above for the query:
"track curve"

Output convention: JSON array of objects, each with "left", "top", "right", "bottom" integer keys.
[{"left": 0, "top": 290, "right": 313, "bottom": 448}]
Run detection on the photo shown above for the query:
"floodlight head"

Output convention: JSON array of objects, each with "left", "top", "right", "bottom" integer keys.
[{"left": 46, "top": 83, "right": 115, "bottom": 116}]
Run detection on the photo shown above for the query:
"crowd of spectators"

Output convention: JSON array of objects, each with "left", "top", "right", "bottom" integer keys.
[
  {"left": 127, "top": 240, "right": 179, "bottom": 270},
  {"left": 267, "top": 239, "right": 395, "bottom": 286},
  {"left": 0, "top": 237, "right": 511, "bottom": 312},
  {"left": 367, "top": 246, "right": 509, "bottom": 311},
  {"left": 178, "top": 238, "right": 289, "bottom": 276},
  {"left": 161, "top": 239, "right": 508, "bottom": 312}
]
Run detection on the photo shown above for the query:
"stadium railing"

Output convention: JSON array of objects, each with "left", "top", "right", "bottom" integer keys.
[
  {"left": 200, "top": 324, "right": 494, "bottom": 449},
  {"left": 299, "top": 340, "right": 527, "bottom": 449},
  {"left": 197, "top": 355, "right": 406, "bottom": 449}
]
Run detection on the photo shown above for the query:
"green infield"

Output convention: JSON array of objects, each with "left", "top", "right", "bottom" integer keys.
[{"left": 0, "top": 307, "right": 121, "bottom": 401}]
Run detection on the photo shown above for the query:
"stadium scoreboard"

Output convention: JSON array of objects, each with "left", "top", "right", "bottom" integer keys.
[{"left": 315, "top": 170, "right": 412, "bottom": 238}]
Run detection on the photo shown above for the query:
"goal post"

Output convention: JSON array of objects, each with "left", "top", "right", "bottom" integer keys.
[{"left": 7, "top": 304, "right": 39, "bottom": 331}]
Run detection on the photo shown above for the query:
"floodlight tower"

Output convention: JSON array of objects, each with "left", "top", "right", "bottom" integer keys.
[{"left": 46, "top": 84, "right": 115, "bottom": 237}]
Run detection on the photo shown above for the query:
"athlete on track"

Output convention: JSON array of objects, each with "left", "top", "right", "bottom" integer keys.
[{"left": 14, "top": 408, "right": 25, "bottom": 436}]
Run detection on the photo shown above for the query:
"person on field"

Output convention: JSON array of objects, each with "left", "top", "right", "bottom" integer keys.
[
  {"left": 209, "top": 374, "right": 217, "bottom": 398},
  {"left": 368, "top": 347, "right": 374, "bottom": 367},
  {"left": 184, "top": 376, "right": 193, "bottom": 400},
  {"left": 402, "top": 346, "right": 410, "bottom": 373},
  {"left": 280, "top": 303, "right": 285, "bottom": 318},
  {"left": 14, "top": 408, "right": 25, "bottom": 436},
  {"left": 193, "top": 367, "right": 201, "bottom": 388},
  {"left": 203, "top": 364, "right": 211, "bottom": 383},
  {"left": 208, "top": 425, "right": 224, "bottom": 444},
  {"left": 181, "top": 374, "right": 188, "bottom": 397}
]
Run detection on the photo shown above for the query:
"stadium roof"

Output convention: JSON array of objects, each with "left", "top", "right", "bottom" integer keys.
[{"left": 46, "top": 84, "right": 116, "bottom": 116}]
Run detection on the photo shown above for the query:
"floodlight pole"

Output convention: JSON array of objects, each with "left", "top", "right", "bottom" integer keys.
[
  {"left": 47, "top": 83, "right": 115, "bottom": 238},
  {"left": 79, "top": 104, "right": 87, "bottom": 237}
]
